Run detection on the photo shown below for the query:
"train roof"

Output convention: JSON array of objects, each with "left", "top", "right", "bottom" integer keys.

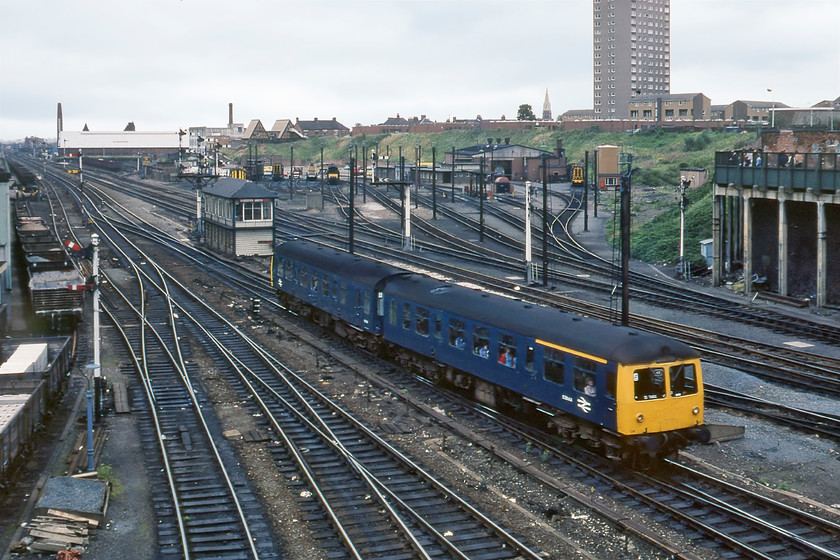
[
  {"left": 275, "top": 240, "right": 406, "bottom": 287},
  {"left": 383, "top": 274, "right": 699, "bottom": 365}
]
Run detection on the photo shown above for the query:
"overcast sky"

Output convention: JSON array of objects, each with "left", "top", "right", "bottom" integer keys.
[{"left": 1, "top": 0, "right": 838, "bottom": 142}]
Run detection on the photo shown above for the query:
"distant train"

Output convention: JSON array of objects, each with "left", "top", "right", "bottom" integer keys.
[
  {"left": 327, "top": 165, "right": 340, "bottom": 185},
  {"left": 272, "top": 240, "right": 710, "bottom": 466},
  {"left": 571, "top": 164, "right": 584, "bottom": 187},
  {"left": 307, "top": 164, "right": 318, "bottom": 181},
  {"left": 272, "top": 163, "right": 284, "bottom": 181}
]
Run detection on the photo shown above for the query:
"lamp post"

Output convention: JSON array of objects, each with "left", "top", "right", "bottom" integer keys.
[
  {"left": 678, "top": 176, "right": 692, "bottom": 279},
  {"left": 85, "top": 361, "right": 99, "bottom": 472},
  {"left": 91, "top": 232, "right": 101, "bottom": 418},
  {"left": 767, "top": 88, "right": 775, "bottom": 128}
]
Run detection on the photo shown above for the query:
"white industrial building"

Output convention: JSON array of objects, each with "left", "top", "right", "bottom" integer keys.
[{"left": 58, "top": 130, "right": 181, "bottom": 157}]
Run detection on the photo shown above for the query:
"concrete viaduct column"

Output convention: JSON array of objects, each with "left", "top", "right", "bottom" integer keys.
[
  {"left": 742, "top": 194, "right": 753, "bottom": 295},
  {"left": 817, "top": 200, "right": 827, "bottom": 308},
  {"left": 777, "top": 198, "right": 788, "bottom": 296}
]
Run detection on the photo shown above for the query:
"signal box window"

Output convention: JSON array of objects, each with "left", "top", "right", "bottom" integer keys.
[
  {"left": 415, "top": 307, "right": 429, "bottom": 336},
  {"left": 449, "top": 318, "right": 465, "bottom": 349},
  {"left": 543, "top": 349, "right": 565, "bottom": 385},
  {"left": 669, "top": 364, "right": 698, "bottom": 396},
  {"left": 633, "top": 367, "right": 666, "bottom": 400},
  {"left": 472, "top": 327, "right": 490, "bottom": 358}
]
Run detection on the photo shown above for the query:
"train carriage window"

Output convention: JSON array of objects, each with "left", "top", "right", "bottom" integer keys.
[
  {"left": 355, "top": 289, "right": 363, "bottom": 310},
  {"left": 389, "top": 299, "right": 398, "bottom": 325},
  {"left": 472, "top": 327, "right": 490, "bottom": 358},
  {"left": 283, "top": 260, "right": 294, "bottom": 282},
  {"left": 339, "top": 281, "right": 347, "bottom": 304},
  {"left": 669, "top": 364, "right": 698, "bottom": 396},
  {"left": 402, "top": 303, "right": 411, "bottom": 330},
  {"left": 301, "top": 268, "right": 309, "bottom": 292},
  {"left": 606, "top": 370, "right": 617, "bottom": 399},
  {"left": 322, "top": 278, "right": 331, "bottom": 298},
  {"left": 543, "top": 348, "right": 565, "bottom": 384},
  {"left": 311, "top": 272, "right": 319, "bottom": 292},
  {"left": 633, "top": 367, "right": 666, "bottom": 400},
  {"left": 573, "top": 357, "right": 598, "bottom": 393},
  {"left": 415, "top": 307, "right": 429, "bottom": 336},
  {"left": 363, "top": 290, "right": 372, "bottom": 314},
  {"left": 525, "top": 346, "right": 535, "bottom": 371},
  {"left": 434, "top": 316, "right": 442, "bottom": 340},
  {"left": 449, "top": 318, "right": 465, "bottom": 349},
  {"left": 497, "top": 334, "right": 517, "bottom": 368}
]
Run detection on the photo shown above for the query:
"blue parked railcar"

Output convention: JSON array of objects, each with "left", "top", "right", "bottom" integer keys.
[
  {"left": 273, "top": 240, "right": 708, "bottom": 464},
  {"left": 381, "top": 272, "right": 706, "bottom": 461},
  {"left": 273, "top": 241, "right": 403, "bottom": 342}
]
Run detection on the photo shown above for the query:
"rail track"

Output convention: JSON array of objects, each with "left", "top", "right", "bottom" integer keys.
[{"left": 77, "top": 170, "right": 840, "bottom": 559}]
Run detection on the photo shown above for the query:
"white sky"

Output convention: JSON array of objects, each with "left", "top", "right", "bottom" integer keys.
[{"left": 1, "top": 0, "right": 838, "bottom": 142}]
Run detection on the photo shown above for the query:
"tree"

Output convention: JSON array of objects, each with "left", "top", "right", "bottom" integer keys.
[{"left": 517, "top": 104, "right": 537, "bottom": 121}]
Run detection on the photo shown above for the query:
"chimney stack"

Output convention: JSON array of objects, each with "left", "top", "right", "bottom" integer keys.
[
  {"left": 229, "top": 103, "right": 233, "bottom": 126},
  {"left": 56, "top": 102, "right": 63, "bottom": 146}
]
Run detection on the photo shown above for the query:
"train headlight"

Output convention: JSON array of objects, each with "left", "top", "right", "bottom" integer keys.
[
  {"left": 636, "top": 413, "right": 644, "bottom": 423},
  {"left": 692, "top": 407, "right": 700, "bottom": 415}
]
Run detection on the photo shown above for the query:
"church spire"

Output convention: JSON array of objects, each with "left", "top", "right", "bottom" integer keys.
[{"left": 542, "top": 88, "right": 552, "bottom": 121}]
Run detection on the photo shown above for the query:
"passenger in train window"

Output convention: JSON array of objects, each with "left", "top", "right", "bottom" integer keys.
[
  {"left": 584, "top": 376, "right": 596, "bottom": 397},
  {"left": 499, "top": 347, "right": 516, "bottom": 368},
  {"left": 478, "top": 345, "right": 489, "bottom": 358}
]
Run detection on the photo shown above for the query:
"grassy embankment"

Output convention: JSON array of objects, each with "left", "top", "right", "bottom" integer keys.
[{"left": 233, "top": 127, "right": 758, "bottom": 267}]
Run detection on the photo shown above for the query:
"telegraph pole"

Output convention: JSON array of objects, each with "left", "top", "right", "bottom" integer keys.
[
  {"left": 451, "top": 146, "right": 456, "bottom": 201},
  {"left": 525, "top": 181, "right": 533, "bottom": 284},
  {"left": 479, "top": 156, "right": 485, "bottom": 242},
  {"left": 431, "top": 145, "right": 437, "bottom": 219},
  {"left": 349, "top": 156, "right": 355, "bottom": 254},
  {"left": 583, "top": 150, "right": 589, "bottom": 232},
  {"left": 619, "top": 153, "right": 632, "bottom": 327},
  {"left": 542, "top": 152, "right": 549, "bottom": 285}
]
